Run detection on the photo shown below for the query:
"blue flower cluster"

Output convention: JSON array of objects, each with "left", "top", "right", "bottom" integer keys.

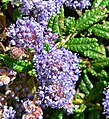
[
  {"left": 66, "top": 0, "right": 91, "bottom": 9},
  {"left": 2, "top": 106, "right": 16, "bottom": 119},
  {"left": 7, "top": 17, "right": 58, "bottom": 53},
  {"left": 102, "top": 86, "right": 109, "bottom": 118},
  {"left": 0, "top": 67, "right": 17, "bottom": 86},
  {"left": 7, "top": 17, "right": 44, "bottom": 49},
  {"left": 34, "top": 46, "right": 80, "bottom": 114},
  {"left": 6, "top": 0, "right": 80, "bottom": 117},
  {"left": 14, "top": 0, "right": 65, "bottom": 27},
  {"left": 22, "top": 99, "right": 43, "bottom": 119}
]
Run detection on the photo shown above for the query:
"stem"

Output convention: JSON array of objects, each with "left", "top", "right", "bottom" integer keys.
[
  {"left": 73, "top": 98, "right": 102, "bottom": 110},
  {"left": 56, "top": 31, "right": 78, "bottom": 48},
  {"left": 0, "top": 42, "right": 6, "bottom": 52}
]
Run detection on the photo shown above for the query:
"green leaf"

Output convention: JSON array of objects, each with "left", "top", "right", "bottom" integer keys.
[
  {"left": 92, "top": 0, "right": 109, "bottom": 8},
  {"left": 2, "top": 0, "right": 11, "bottom": 3},
  {"left": 73, "top": 113, "right": 85, "bottom": 119},
  {"left": 86, "top": 81, "right": 107, "bottom": 102},
  {"left": 75, "top": 7, "right": 107, "bottom": 31},
  {"left": 48, "top": 10, "right": 64, "bottom": 36},
  {"left": 84, "top": 45, "right": 106, "bottom": 59},
  {"left": 66, "top": 37, "right": 98, "bottom": 44},
  {"left": 52, "top": 15, "right": 60, "bottom": 33},
  {"left": 84, "top": 49, "right": 105, "bottom": 59},
  {"left": 44, "top": 42, "right": 50, "bottom": 52},
  {"left": 91, "top": 57, "right": 109, "bottom": 69},
  {"left": 64, "top": 17, "right": 76, "bottom": 33},
  {"left": 48, "top": 15, "right": 56, "bottom": 29},
  {"left": 89, "top": 23, "right": 109, "bottom": 39},
  {"left": 13, "top": 64, "right": 23, "bottom": 72},
  {"left": 86, "top": 68, "right": 97, "bottom": 76},
  {"left": 0, "top": 54, "right": 32, "bottom": 72},
  {"left": 50, "top": 109, "right": 63, "bottom": 119},
  {"left": 58, "top": 5, "right": 65, "bottom": 35},
  {"left": 79, "top": 81, "right": 89, "bottom": 96},
  {"left": 79, "top": 59, "right": 87, "bottom": 69},
  {"left": 65, "top": 37, "right": 99, "bottom": 57},
  {"left": 13, "top": 9, "right": 22, "bottom": 21},
  {"left": 0, "top": 54, "right": 4, "bottom": 60},
  {"left": 84, "top": 74, "right": 93, "bottom": 91},
  {"left": 97, "top": 70, "right": 109, "bottom": 82},
  {"left": 57, "top": 111, "right": 63, "bottom": 119},
  {"left": 87, "top": 109, "right": 100, "bottom": 119},
  {"left": 75, "top": 104, "right": 87, "bottom": 113},
  {"left": 28, "top": 70, "right": 36, "bottom": 76}
]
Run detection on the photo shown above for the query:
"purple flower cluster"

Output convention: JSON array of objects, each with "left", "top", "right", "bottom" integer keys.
[
  {"left": 33, "top": 46, "right": 80, "bottom": 114},
  {"left": 2, "top": 106, "right": 16, "bottom": 119},
  {"left": 0, "top": 67, "right": 17, "bottom": 86},
  {"left": 14, "top": 0, "right": 65, "bottom": 27},
  {"left": 17, "top": 0, "right": 36, "bottom": 15},
  {"left": 6, "top": 0, "right": 80, "bottom": 117},
  {"left": 7, "top": 17, "right": 43, "bottom": 49},
  {"left": 65, "top": 0, "right": 91, "bottom": 9},
  {"left": 10, "top": 46, "right": 24, "bottom": 59},
  {"left": 7, "top": 17, "right": 58, "bottom": 53},
  {"left": 102, "top": 86, "right": 109, "bottom": 118},
  {"left": 22, "top": 99, "right": 43, "bottom": 119},
  {"left": 33, "top": 0, "right": 66, "bottom": 26}
]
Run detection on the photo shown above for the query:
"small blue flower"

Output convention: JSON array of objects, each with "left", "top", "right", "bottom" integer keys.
[
  {"left": 7, "top": 17, "right": 58, "bottom": 53},
  {"left": 2, "top": 106, "right": 16, "bottom": 119},
  {"left": 34, "top": 46, "right": 80, "bottom": 114},
  {"left": 13, "top": 0, "right": 65, "bottom": 27},
  {"left": 66, "top": 0, "right": 91, "bottom": 9},
  {"left": 103, "top": 86, "right": 109, "bottom": 118}
]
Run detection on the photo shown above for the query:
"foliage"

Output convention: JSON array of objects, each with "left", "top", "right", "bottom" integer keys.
[{"left": 1, "top": 0, "right": 109, "bottom": 118}]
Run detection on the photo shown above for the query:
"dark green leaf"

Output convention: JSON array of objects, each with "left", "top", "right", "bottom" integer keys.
[
  {"left": 44, "top": 42, "right": 50, "bottom": 52},
  {"left": 86, "top": 81, "right": 107, "bottom": 102},
  {"left": 84, "top": 74, "right": 93, "bottom": 91},
  {"left": 0, "top": 54, "right": 32, "bottom": 72},
  {"left": 50, "top": 109, "right": 63, "bottom": 119},
  {"left": 73, "top": 112, "right": 85, "bottom": 119},
  {"left": 65, "top": 37, "right": 101, "bottom": 59},
  {"left": 75, "top": 7, "right": 107, "bottom": 31},
  {"left": 91, "top": 57, "right": 109, "bottom": 69},
  {"left": 92, "top": 0, "right": 109, "bottom": 8},
  {"left": 79, "top": 81, "right": 89, "bottom": 96},
  {"left": 89, "top": 23, "right": 109, "bottom": 39},
  {"left": 87, "top": 109, "right": 100, "bottom": 119},
  {"left": 2, "top": 0, "right": 11, "bottom": 3}
]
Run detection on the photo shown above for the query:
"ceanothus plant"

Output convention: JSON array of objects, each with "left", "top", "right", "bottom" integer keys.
[
  {"left": 33, "top": 46, "right": 80, "bottom": 114},
  {"left": 0, "top": 0, "right": 109, "bottom": 118}
]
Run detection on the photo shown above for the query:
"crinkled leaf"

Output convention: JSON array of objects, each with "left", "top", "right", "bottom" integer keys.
[
  {"left": 84, "top": 50, "right": 105, "bottom": 59},
  {"left": 73, "top": 113, "right": 85, "bottom": 119},
  {"left": 92, "top": 0, "right": 109, "bottom": 8},
  {"left": 91, "top": 57, "right": 109, "bottom": 69},
  {"left": 48, "top": 14, "right": 56, "bottom": 29},
  {"left": 84, "top": 74, "right": 93, "bottom": 91},
  {"left": 50, "top": 109, "right": 63, "bottom": 119},
  {"left": 97, "top": 70, "right": 109, "bottom": 82},
  {"left": 58, "top": 5, "right": 64, "bottom": 35},
  {"left": 87, "top": 109, "right": 100, "bottom": 119},
  {"left": 44, "top": 42, "right": 50, "bottom": 52},
  {"left": 64, "top": 17, "right": 75, "bottom": 33},
  {"left": 79, "top": 81, "right": 89, "bottom": 96},
  {"left": 89, "top": 23, "right": 109, "bottom": 39},
  {"left": 75, "top": 7, "right": 107, "bottom": 31},
  {"left": 65, "top": 37, "right": 100, "bottom": 58},
  {"left": 86, "top": 81, "right": 107, "bottom": 102},
  {"left": 0, "top": 54, "right": 32, "bottom": 72},
  {"left": 2, "top": 0, "right": 11, "bottom": 3}
]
